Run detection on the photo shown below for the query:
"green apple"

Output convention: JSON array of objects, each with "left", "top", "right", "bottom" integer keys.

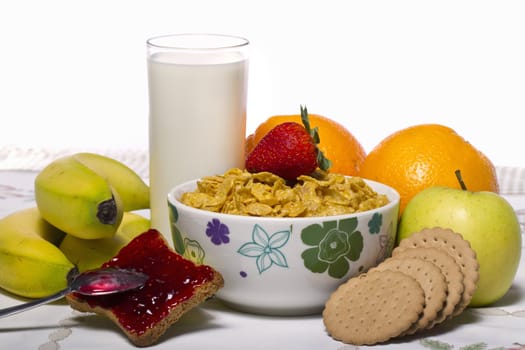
[{"left": 397, "top": 179, "right": 522, "bottom": 307}]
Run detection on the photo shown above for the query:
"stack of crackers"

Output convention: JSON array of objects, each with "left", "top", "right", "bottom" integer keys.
[{"left": 322, "top": 227, "right": 480, "bottom": 346}]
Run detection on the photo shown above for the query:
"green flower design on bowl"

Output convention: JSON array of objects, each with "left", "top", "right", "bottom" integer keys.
[
  {"left": 167, "top": 201, "right": 208, "bottom": 263},
  {"left": 368, "top": 212, "right": 383, "bottom": 234},
  {"left": 301, "top": 217, "right": 363, "bottom": 278},
  {"left": 183, "top": 237, "right": 205, "bottom": 264},
  {"left": 168, "top": 202, "right": 185, "bottom": 255}
]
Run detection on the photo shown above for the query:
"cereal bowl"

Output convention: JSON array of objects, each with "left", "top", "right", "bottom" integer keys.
[{"left": 167, "top": 177, "right": 400, "bottom": 316}]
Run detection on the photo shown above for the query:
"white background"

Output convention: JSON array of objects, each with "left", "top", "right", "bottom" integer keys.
[{"left": 1, "top": 0, "right": 524, "bottom": 167}]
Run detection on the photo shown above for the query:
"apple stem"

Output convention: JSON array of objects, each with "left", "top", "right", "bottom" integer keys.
[{"left": 455, "top": 169, "right": 468, "bottom": 190}]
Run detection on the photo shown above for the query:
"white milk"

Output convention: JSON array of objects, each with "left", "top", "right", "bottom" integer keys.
[{"left": 148, "top": 51, "right": 248, "bottom": 241}]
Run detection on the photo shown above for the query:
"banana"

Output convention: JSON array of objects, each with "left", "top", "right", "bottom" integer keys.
[
  {"left": 59, "top": 212, "right": 151, "bottom": 272},
  {"left": 1, "top": 206, "right": 67, "bottom": 246},
  {"left": 35, "top": 154, "right": 124, "bottom": 239},
  {"left": 72, "top": 153, "right": 149, "bottom": 211},
  {"left": 0, "top": 207, "right": 74, "bottom": 298}
]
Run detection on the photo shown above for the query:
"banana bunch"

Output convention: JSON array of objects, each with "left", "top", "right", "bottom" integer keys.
[
  {"left": 0, "top": 153, "right": 151, "bottom": 298},
  {"left": 35, "top": 152, "right": 149, "bottom": 239},
  {"left": 0, "top": 208, "right": 150, "bottom": 298}
]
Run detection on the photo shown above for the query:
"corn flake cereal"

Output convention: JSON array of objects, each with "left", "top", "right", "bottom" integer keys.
[{"left": 180, "top": 168, "right": 389, "bottom": 217}]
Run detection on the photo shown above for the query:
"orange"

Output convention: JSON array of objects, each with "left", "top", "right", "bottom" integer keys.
[
  {"left": 246, "top": 113, "right": 366, "bottom": 176},
  {"left": 358, "top": 124, "right": 499, "bottom": 215}
]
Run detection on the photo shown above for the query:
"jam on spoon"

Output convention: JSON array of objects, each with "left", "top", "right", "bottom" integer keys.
[
  {"left": 0, "top": 267, "right": 149, "bottom": 318},
  {"left": 70, "top": 267, "right": 149, "bottom": 295}
]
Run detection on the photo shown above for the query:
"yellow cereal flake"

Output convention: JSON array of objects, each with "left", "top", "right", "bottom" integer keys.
[{"left": 180, "top": 168, "right": 389, "bottom": 217}]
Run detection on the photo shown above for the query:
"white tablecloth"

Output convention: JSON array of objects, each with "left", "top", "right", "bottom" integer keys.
[{"left": 0, "top": 149, "right": 524, "bottom": 349}]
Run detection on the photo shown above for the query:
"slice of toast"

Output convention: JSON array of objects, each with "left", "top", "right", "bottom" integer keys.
[{"left": 66, "top": 229, "right": 224, "bottom": 347}]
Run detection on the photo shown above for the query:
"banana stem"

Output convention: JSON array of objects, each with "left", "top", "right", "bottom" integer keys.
[{"left": 97, "top": 196, "right": 118, "bottom": 224}]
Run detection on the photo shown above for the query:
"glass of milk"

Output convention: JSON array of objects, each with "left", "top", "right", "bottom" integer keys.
[{"left": 147, "top": 34, "right": 249, "bottom": 242}]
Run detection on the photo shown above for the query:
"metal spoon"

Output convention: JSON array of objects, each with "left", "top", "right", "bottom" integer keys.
[{"left": 0, "top": 267, "right": 149, "bottom": 318}]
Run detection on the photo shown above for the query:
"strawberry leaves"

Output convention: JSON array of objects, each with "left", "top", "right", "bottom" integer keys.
[{"left": 300, "top": 105, "right": 331, "bottom": 172}]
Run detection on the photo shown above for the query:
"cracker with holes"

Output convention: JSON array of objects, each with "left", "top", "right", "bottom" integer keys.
[
  {"left": 369, "top": 256, "right": 447, "bottom": 334},
  {"left": 323, "top": 226, "right": 481, "bottom": 346},
  {"left": 394, "top": 227, "right": 479, "bottom": 315},
  {"left": 323, "top": 270, "right": 425, "bottom": 345}
]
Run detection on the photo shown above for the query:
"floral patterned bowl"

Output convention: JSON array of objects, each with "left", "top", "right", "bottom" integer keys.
[{"left": 167, "top": 178, "right": 400, "bottom": 316}]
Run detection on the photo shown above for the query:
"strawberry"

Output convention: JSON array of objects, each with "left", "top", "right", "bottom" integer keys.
[{"left": 245, "top": 106, "right": 331, "bottom": 180}]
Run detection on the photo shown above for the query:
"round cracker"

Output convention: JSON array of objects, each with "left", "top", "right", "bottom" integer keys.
[
  {"left": 391, "top": 246, "right": 464, "bottom": 326},
  {"left": 323, "top": 270, "right": 425, "bottom": 345},
  {"left": 395, "top": 227, "right": 479, "bottom": 315},
  {"left": 370, "top": 257, "right": 447, "bottom": 334}
]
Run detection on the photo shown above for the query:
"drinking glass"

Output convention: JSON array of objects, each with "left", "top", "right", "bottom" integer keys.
[{"left": 147, "top": 33, "right": 249, "bottom": 242}]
